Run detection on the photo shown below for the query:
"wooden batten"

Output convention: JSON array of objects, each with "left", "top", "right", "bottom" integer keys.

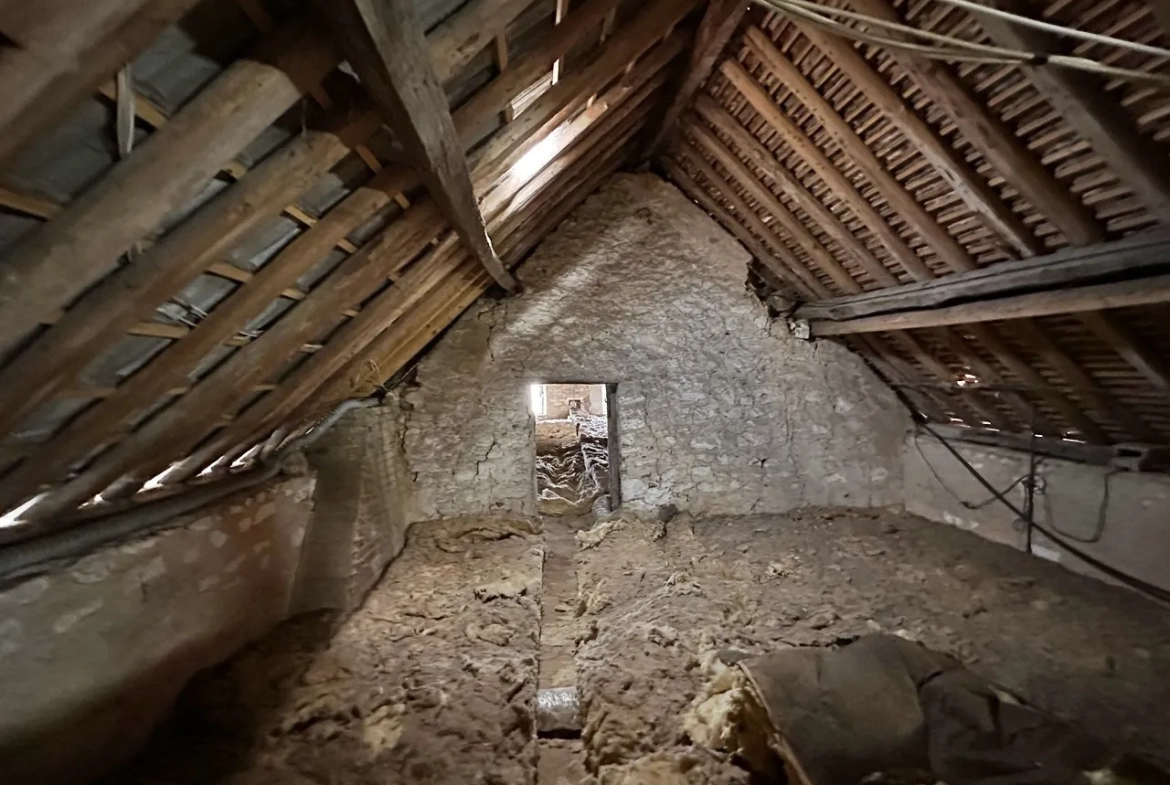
[
  {"left": 972, "top": 1, "right": 1170, "bottom": 226},
  {"left": 685, "top": 123, "right": 863, "bottom": 295},
  {"left": 164, "top": 49, "right": 669, "bottom": 483},
  {"left": 641, "top": 0, "right": 749, "bottom": 158},
  {"left": 743, "top": 26, "right": 977, "bottom": 276},
  {"left": 791, "top": 14, "right": 1041, "bottom": 259},
  {"left": 0, "top": 0, "right": 203, "bottom": 168},
  {"left": 718, "top": 59, "right": 934, "bottom": 283},
  {"left": 0, "top": 112, "right": 378, "bottom": 444},
  {"left": 843, "top": 0, "right": 1106, "bottom": 249},
  {"left": 0, "top": 17, "right": 341, "bottom": 359},
  {"left": 692, "top": 94, "right": 897, "bottom": 288}
]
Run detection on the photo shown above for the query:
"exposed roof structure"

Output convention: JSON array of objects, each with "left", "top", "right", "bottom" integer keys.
[{"left": 0, "top": 0, "right": 1169, "bottom": 535}]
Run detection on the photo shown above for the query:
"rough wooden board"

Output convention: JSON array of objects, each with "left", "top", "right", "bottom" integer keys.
[
  {"left": 323, "top": 0, "right": 517, "bottom": 292},
  {"left": 0, "top": 17, "right": 340, "bottom": 359},
  {"left": 641, "top": 0, "right": 750, "bottom": 158}
]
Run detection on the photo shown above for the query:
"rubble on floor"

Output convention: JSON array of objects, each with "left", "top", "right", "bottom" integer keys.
[
  {"left": 535, "top": 411, "right": 609, "bottom": 517},
  {"left": 110, "top": 508, "right": 1170, "bottom": 785}
]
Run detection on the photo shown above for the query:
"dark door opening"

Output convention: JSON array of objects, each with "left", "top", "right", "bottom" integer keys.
[{"left": 530, "top": 383, "right": 618, "bottom": 517}]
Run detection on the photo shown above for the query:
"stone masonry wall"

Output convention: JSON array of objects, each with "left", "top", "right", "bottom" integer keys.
[
  {"left": 403, "top": 173, "right": 908, "bottom": 520},
  {"left": 540, "top": 383, "right": 605, "bottom": 419},
  {"left": 293, "top": 400, "right": 410, "bottom": 612},
  {"left": 0, "top": 477, "right": 315, "bottom": 785}
]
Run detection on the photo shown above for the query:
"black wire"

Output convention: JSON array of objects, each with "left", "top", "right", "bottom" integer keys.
[
  {"left": 919, "top": 422, "right": 1170, "bottom": 606},
  {"left": 1040, "top": 467, "right": 1117, "bottom": 545},
  {"left": 912, "top": 433, "right": 1034, "bottom": 511}
]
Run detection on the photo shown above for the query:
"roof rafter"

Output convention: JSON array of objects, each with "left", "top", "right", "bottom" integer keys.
[
  {"left": 321, "top": 0, "right": 518, "bottom": 292},
  {"left": 971, "top": 0, "right": 1170, "bottom": 225},
  {"left": 641, "top": 0, "right": 750, "bottom": 157}
]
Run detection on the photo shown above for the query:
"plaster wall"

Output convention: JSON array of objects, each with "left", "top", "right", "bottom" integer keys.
[
  {"left": 904, "top": 433, "right": 1170, "bottom": 592},
  {"left": 293, "top": 401, "right": 411, "bottom": 612},
  {"left": 404, "top": 173, "right": 908, "bottom": 520},
  {"left": 0, "top": 477, "right": 315, "bottom": 785}
]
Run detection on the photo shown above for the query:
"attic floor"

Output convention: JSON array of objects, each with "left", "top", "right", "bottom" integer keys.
[{"left": 110, "top": 509, "right": 1170, "bottom": 784}]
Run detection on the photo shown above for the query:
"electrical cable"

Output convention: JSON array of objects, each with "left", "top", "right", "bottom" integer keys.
[
  {"left": 752, "top": 0, "right": 1170, "bottom": 87},
  {"left": 913, "top": 432, "right": 1034, "bottom": 510},
  {"left": 930, "top": 0, "right": 1170, "bottom": 60},
  {"left": 918, "top": 422, "right": 1170, "bottom": 605}
]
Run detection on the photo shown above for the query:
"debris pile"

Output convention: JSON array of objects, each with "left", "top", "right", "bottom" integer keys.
[{"left": 535, "top": 411, "right": 609, "bottom": 516}]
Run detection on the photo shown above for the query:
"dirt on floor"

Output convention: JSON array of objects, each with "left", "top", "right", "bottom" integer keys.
[{"left": 110, "top": 508, "right": 1170, "bottom": 785}]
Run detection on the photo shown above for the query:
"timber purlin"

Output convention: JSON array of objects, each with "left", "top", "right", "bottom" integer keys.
[{"left": 2, "top": 0, "right": 1170, "bottom": 532}]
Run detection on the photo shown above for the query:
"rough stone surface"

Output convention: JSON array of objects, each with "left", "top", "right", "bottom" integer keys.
[
  {"left": 571, "top": 510, "right": 1170, "bottom": 779},
  {"left": 904, "top": 432, "right": 1170, "bottom": 592},
  {"left": 294, "top": 401, "right": 410, "bottom": 612},
  {"left": 404, "top": 173, "right": 908, "bottom": 520},
  {"left": 113, "top": 515, "right": 544, "bottom": 785},
  {"left": 0, "top": 477, "right": 316, "bottom": 785}
]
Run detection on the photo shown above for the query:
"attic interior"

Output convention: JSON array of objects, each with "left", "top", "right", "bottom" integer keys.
[{"left": 3, "top": 0, "right": 1170, "bottom": 782}]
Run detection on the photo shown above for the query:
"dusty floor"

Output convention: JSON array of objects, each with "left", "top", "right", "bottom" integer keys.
[{"left": 111, "top": 508, "right": 1170, "bottom": 784}]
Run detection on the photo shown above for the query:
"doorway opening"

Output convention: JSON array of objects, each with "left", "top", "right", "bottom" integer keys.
[{"left": 530, "top": 383, "right": 619, "bottom": 517}]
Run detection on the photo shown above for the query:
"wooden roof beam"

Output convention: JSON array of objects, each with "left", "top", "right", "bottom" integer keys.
[
  {"left": 664, "top": 157, "right": 818, "bottom": 300},
  {"left": 805, "top": 274, "right": 1170, "bottom": 335},
  {"left": 719, "top": 58, "right": 934, "bottom": 282},
  {"left": 669, "top": 145, "right": 833, "bottom": 298},
  {"left": 685, "top": 123, "right": 863, "bottom": 296},
  {"left": 844, "top": 0, "right": 1105, "bottom": 248},
  {"left": 743, "top": 26, "right": 977, "bottom": 276},
  {"left": 163, "top": 97, "right": 651, "bottom": 484},
  {"left": 971, "top": 1, "right": 1170, "bottom": 225},
  {"left": 797, "top": 230, "right": 1170, "bottom": 322},
  {"left": 0, "top": 0, "right": 202, "bottom": 168},
  {"left": 468, "top": 0, "right": 701, "bottom": 190},
  {"left": 1010, "top": 320, "right": 1163, "bottom": 443},
  {"left": 0, "top": 111, "right": 380, "bottom": 443},
  {"left": 322, "top": 0, "right": 518, "bottom": 292},
  {"left": 0, "top": 17, "right": 341, "bottom": 359},
  {"left": 692, "top": 93, "right": 898, "bottom": 288},
  {"left": 791, "top": 13, "right": 1042, "bottom": 258},
  {"left": 641, "top": 0, "right": 750, "bottom": 158},
  {"left": 964, "top": 324, "right": 1108, "bottom": 444}
]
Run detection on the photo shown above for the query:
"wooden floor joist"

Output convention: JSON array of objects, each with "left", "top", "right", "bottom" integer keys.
[{"left": 323, "top": 0, "right": 518, "bottom": 293}]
